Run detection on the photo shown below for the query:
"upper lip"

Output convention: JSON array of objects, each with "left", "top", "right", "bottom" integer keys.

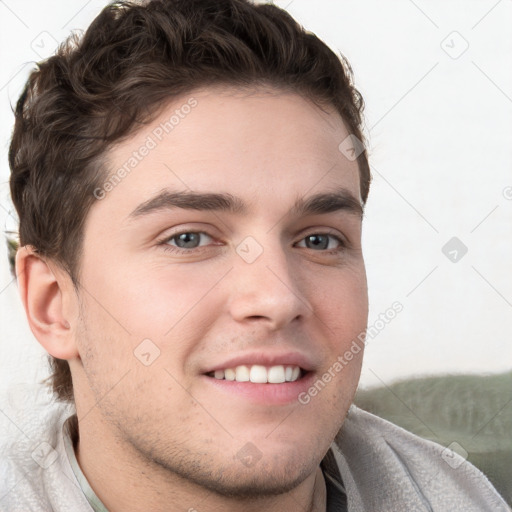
[{"left": 201, "top": 350, "right": 317, "bottom": 374}]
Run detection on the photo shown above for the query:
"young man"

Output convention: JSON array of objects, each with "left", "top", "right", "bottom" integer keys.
[{"left": 2, "top": 1, "right": 509, "bottom": 511}]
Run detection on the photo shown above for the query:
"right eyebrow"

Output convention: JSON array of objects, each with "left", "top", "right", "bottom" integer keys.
[{"left": 127, "top": 190, "right": 247, "bottom": 220}]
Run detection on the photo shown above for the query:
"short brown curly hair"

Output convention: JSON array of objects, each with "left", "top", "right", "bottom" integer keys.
[{"left": 9, "top": 0, "right": 371, "bottom": 405}]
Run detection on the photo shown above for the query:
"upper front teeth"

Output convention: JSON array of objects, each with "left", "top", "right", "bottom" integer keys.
[{"left": 212, "top": 365, "right": 301, "bottom": 383}]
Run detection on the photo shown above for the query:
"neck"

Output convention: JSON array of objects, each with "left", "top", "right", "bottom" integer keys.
[{"left": 73, "top": 416, "right": 327, "bottom": 512}]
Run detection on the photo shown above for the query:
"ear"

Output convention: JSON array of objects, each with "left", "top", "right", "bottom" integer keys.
[{"left": 15, "top": 246, "right": 79, "bottom": 360}]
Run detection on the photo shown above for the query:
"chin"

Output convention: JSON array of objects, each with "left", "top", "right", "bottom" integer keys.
[
  {"left": 182, "top": 458, "right": 313, "bottom": 499},
  {"left": 151, "top": 441, "right": 318, "bottom": 499}
]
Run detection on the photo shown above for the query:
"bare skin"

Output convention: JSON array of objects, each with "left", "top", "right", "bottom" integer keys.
[{"left": 17, "top": 86, "right": 368, "bottom": 511}]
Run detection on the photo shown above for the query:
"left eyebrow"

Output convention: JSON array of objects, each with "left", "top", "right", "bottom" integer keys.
[
  {"left": 126, "top": 187, "right": 363, "bottom": 221},
  {"left": 291, "top": 189, "right": 364, "bottom": 218}
]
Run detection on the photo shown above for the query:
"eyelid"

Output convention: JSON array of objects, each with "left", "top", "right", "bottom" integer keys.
[
  {"left": 166, "top": 230, "right": 213, "bottom": 243},
  {"left": 155, "top": 223, "right": 219, "bottom": 242},
  {"left": 295, "top": 232, "right": 345, "bottom": 250},
  {"left": 158, "top": 231, "right": 347, "bottom": 255},
  {"left": 296, "top": 226, "right": 348, "bottom": 245},
  {"left": 156, "top": 228, "right": 348, "bottom": 257},
  {"left": 157, "top": 230, "right": 217, "bottom": 251}
]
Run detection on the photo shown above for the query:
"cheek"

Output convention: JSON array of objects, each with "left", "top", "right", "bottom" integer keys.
[
  {"left": 313, "top": 265, "right": 368, "bottom": 340},
  {"left": 76, "top": 260, "right": 228, "bottom": 398},
  {"left": 85, "top": 258, "right": 223, "bottom": 340}
]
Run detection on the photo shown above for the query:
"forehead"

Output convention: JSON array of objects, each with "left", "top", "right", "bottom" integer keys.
[{"left": 92, "top": 86, "right": 362, "bottom": 222}]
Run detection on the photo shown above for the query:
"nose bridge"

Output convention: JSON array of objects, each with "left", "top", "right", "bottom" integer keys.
[{"left": 227, "top": 233, "right": 311, "bottom": 327}]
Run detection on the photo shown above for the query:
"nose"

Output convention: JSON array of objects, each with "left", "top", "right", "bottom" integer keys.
[{"left": 227, "top": 239, "right": 312, "bottom": 330}]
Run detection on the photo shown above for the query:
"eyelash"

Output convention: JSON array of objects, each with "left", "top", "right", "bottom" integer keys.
[{"left": 157, "top": 231, "right": 347, "bottom": 255}]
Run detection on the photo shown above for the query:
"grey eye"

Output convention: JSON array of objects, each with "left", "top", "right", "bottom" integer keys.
[
  {"left": 172, "top": 232, "right": 203, "bottom": 248},
  {"left": 296, "top": 234, "right": 343, "bottom": 251},
  {"left": 305, "top": 235, "right": 329, "bottom": 250}
]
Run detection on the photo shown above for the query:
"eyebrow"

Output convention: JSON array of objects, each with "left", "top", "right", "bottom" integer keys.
[
  {"left": 292, "top": 189, "right": 363, "bottom": 218},
  {"left": 127, "top": 188, "right": 363, "bottom": 220}
]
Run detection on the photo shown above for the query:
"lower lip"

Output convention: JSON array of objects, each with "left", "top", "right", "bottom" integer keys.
[{"left": 200, "top": 372, "right": 316, "bottom": 406}]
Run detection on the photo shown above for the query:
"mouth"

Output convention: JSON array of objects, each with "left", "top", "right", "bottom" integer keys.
[
  {"left": 205, "top": 364, "right": 306, "bottom": 383},
  {"left": 201, "top": 354, "right": 316, "bottom": 405}
]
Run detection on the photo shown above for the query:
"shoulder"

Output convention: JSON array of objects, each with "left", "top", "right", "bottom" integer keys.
[
  {"left": 0, "top": 388, "right": 91, "bottom": 511},
  {"left": 331, "top": 405, "right": 511, "bottom": 512}
]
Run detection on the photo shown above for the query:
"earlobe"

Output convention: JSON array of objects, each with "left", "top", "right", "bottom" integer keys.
[{"left": 15, "top": 246, "right": 79, "bottom": 360}]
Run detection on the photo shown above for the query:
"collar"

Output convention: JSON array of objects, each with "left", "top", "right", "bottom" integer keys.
[
  {"left": 63, "top": 415, "right": 109, "bottom": 512},
  {"left": 63, "top": 414, "right": 346, "bottom": 512},
  {"left": 321, "top": 446, "right": 348, "bottom": 511}
]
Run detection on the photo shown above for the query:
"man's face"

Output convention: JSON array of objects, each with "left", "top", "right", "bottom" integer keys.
[{"left": 70, "top": 86, "right": 368, "bottom": 495}]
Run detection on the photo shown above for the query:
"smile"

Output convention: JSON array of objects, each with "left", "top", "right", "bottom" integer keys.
[{"left": 207, "top": 364, "right": 303, "bottom": 383}]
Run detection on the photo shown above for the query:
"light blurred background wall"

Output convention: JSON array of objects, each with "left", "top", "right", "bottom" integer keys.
[{"left": 0, "top": 0, "right": 511, "bottom": 397}]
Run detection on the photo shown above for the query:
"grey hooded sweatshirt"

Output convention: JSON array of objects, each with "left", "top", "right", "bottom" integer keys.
[{"left": 0, "top": 403, "right": 509, "bottom": 511}]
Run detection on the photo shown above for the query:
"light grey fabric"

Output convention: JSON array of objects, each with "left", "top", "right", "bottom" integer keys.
[
  {"left": 333, "top": 405, "right": 511, "bottom": 511},
  {"left": 0, "top": 403, "right": 91, "bottom": 512},
  {"left": 62, "top": 416, "right": 108, "bottom": 512},
  {"left": 1, "top": 402, "right": 509, "bottom": 511}
]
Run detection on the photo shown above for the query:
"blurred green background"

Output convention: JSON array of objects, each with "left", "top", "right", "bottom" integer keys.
[{"left": 355, "top": 371, "right": 512, "bottom": 505}]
